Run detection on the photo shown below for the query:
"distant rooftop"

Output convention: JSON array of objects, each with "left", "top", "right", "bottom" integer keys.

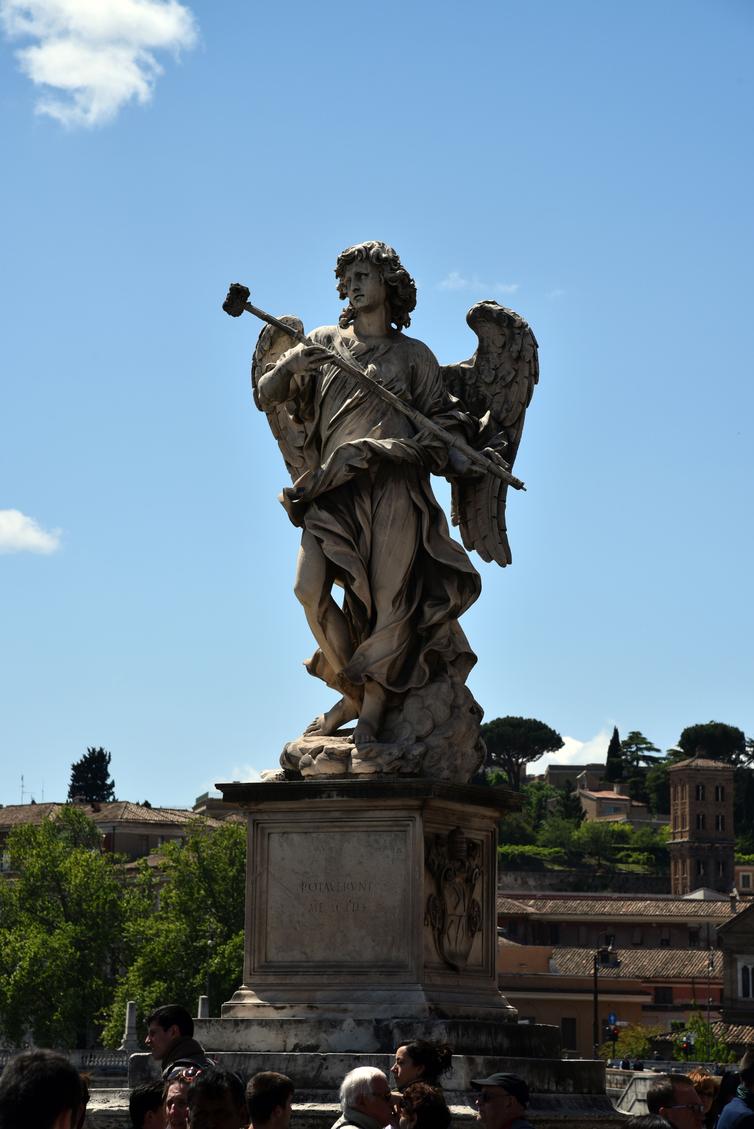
[{"left": 497, "top": 892, "right": 735, "bottom": 919}]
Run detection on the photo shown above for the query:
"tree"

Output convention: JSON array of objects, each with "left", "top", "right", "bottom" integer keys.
[
  {"left": 674, "top": 1013, "right": 736, "bottom": 1064},
  {"left": 573, "top": 821, "right": 622, "bottom": 870},
  {"left": 671, "top": 721, "right": 752, "bottom": 767},
  {"left": 480, "top": 716, "right": 564, "bottom": 792},
  {"left": 604, "top": 726, "right": 623, "bottom": 783},
  {"left": 598, "top": 1022, "right": 665, "bottom": 1062},
  {"left": 101, "top": 820, "right": 246, "bottom": 1046},
  {"left": 553, "top": 784, "right": 584, "bottom": 824},
  {"left": 0, "top": 807, "right": 126, "bottom": 1048},
  {"left": 621, "top": 731, "right": 662, "bottom": 769},
  {"left": 68, "top": 747, "right": 115, "bottom": 803},
  {"left": 645, "top": 760, "right": 670, "bottom": 815}
]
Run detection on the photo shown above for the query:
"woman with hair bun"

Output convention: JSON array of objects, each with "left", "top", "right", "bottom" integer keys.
[{"left": 391, "top": 1041, "right": 453, "bottom": 1090}]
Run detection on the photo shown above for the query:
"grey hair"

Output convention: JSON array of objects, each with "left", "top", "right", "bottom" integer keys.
[{"left": 340, "top": 1067, "right": 387, "bottom": 1111}]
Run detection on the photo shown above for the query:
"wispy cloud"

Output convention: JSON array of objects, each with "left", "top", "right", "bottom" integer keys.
[
  {"left": 0, "top": 509, "right": 61, "bottom": 554},
  {"left": 438, "top": 271, "right": 520, "bottom": 298},
  {"left": 534, "top": 727, "right": 612, "bottom": 771},
  {"left": 0, "top": 0, "right": 198, "bottom": 127},
  {"left": 546, "top": 287, "right": 565, "bottom": 300}
]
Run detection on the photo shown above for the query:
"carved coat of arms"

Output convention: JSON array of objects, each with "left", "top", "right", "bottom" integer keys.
[{"left": 425, "top": 827, "right": 483, "bottom": 971}]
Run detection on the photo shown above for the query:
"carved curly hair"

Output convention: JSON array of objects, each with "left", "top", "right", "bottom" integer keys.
[{"left": 335, "top": 240, "right": 417, "bottom": 331}]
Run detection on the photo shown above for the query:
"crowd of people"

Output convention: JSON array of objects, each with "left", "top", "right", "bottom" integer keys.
[
  {"left": 1, "top": 1002, "right": 753, "bottom": 1129},
  {"left": 622, "top": 1051, "right": 754, "bottom": 1129},
  {"left": 0, "top": 1005, "right": 535, "bottom": 1129}
]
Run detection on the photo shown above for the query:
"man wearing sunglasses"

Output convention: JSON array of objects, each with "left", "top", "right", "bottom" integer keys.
[
  {"left": 470, "top": 1073, "right": 534, "bottom": 1129},
  {"left": 646, "top": 1075, "right": 705, "bottom": 1129}
]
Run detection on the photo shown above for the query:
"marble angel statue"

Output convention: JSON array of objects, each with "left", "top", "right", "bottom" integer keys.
[{"left": 225, "top": 241, "right": 538, "bottom": 782}]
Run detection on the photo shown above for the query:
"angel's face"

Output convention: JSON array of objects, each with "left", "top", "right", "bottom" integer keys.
[{"left": 341, "top": 260, "right": 386, "bottom": 313}]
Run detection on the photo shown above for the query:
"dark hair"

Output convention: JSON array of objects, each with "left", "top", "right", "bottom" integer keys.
[
  {"left": 647, "top": 1074, "right": 692, "bottom": 1115},
  {"left": 740, "top": 1051, "right": 754, "bottom": 1085},
  {"left": 187, "top": 1069, "right": 247, "bottom": 1116},
  {"left": 146, "top": 1003, "right": 194, "bottom": 1037},
  {"left": 247, "top": 1072, "right": 294, "bottom": 1124},
  {"left": 399, "top": 1041, "right": 453, "bottom": 1086},
  {"left": 0, "top": 1050, "right": 84, "bottom": 1129},
  {"left": 400, "top": 1083, "right": 451, "bottom": 1129},
  {"left": 335, "top": 241, "right": 416, "bottom": 331},
  {"left": 129, "top": 1082, "right": 165, "bottom": 1129}
]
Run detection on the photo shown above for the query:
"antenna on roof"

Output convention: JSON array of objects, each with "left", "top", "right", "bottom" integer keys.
[{"left": 20, "top": 775, "right": 25, "bottom": 804}]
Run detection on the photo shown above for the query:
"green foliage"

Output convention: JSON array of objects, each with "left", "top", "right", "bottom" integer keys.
[
  {"left": 0, "top": 807, "right": 126, "bottom": 1048},
  {"left": 536, "top": 817, "right": 579, "bottom": 854},
  {"left": 645, "top": 761, "right": 670, "bottom": 815},
  {"left": 498, "top": 812, "right": 537, "bottom": 846},
  {"left": 100, "top": 820, "right": 246, "bottom": 1047},
  {"left": 605, "top": 726, "right": 623, "bottom": 783},
  {"left": 480, "top": 716, "right": 564, "bottom": 791},
  {"left": 621, "top": 731, "right": 662, "bottom": 769},
  {"left": 497, "top": 844, "right": 566, "bottom": 870},
  {"left": 672, "top": 721, "right": 751, "bottom": 766},
  {"left": 521, "top": 780, "right": 558, "bottom": 826},
  {"left": 598, "top": 1022, "right": 665, "bottom": 1061},
  {"left": 553, "top": 785, "right": 584, "bottom": 823},
  {"left": 673, "top": 1013, "right": 737, "bottom": 1063},
  {"left": 68, "top": 747, "right": 116, "bottom": 803},
  {"left": 572, "top": 820, "right": 631, "bottom": 868}
]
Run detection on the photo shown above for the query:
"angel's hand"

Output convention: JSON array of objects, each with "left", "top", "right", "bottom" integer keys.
[
  {"left": 279, "top": 343, "right": 333, "bottom": 379},
  {"left": 446, "top": 446, "right": 485, "bottom": 478}
]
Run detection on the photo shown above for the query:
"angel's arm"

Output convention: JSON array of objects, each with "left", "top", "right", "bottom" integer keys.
[{"left": 256, "top": 343, "right": 333, "bottom": 410}]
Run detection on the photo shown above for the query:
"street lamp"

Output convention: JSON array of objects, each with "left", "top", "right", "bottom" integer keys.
[{"left": 592, "top": 943, "right": 615, "bottom": 1058}]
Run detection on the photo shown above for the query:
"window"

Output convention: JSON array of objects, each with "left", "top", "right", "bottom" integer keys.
[
  {"left": 718, "top": 861, "right": 725, "bottom": 877},
  {"left": 696, "top": 783, "right": 706, "bottom": 801},
  {"left": 689, "top": 929, "right": 700, "bottom": 948},
  {"left": 654, "top": 986, "right": 673, "bottom": 1005},
  {"left": 696, "top": 859, "right": 705, "bottom": 876},
  {"left": 696, "top": 813, "right": 706, "bottom": 831},
  {"left": 632, "top": 927, "right": 643, "bottom": 946},
  {"left": 561, "top": 1017, "right": 577, "bottom": 1051},
  {"left": 715, "top": 785, "right": 725, "bottom": 802},
  {"left": 716, "top": 815, "right": 725, "bottom": 832},
  {"left": 742, "top": 965, "right": 752, "bottom": 1000},
  {"left": 660, "top": 927, "right": 671, "bottom": 947},
  {"left": 741, "top": 872, "right": 752, "bottom": 890}
]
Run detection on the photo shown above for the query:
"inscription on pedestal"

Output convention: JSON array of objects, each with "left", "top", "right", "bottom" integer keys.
[{"left": 257, "top": 824, "right": 413, "bottom": 970}]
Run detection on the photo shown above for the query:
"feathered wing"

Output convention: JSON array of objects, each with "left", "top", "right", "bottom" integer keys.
[
  {"left": 250, "top": 316, "right": 317, "bottom": 482},
  {"left": 440, "top": 301, "right": 539, "bottom": 566}
]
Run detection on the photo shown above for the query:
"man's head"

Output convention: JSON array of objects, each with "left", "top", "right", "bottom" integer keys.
[
  {"left": 0, "top": 1050, "right": 84, "bottom": 1129},
  {"left": 247, "top": 1071, "right": 294, "bottom": 1129},
  {"left": 646, "top": 1074, "right": 705, "bottom": 1129},
  {"left": 165, "top": 1079, "right": 190, "bottom": 1129},
  {"left": 145, "top": 1004, "right": 194, "bottom": 1060},
  {"left": 187, "top": 1069, "right": 248, "bottom": 1129},
  {"left": 739, "top": 1051, "right": 754, "bottom": 1091},
  {"left": 129, "top": 1082, "right": 165, "bottom": 1129},
  {"left": 340, "top": 1067, "right": 394, "bottom": 1125},
  {"left": 471, "top": 1073, "right": 530, "bottom": 1129}
]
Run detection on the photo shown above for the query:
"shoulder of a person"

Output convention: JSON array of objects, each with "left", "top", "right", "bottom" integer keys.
[{"left": 393, "top": 333, "right": 439, "bottom": 366}]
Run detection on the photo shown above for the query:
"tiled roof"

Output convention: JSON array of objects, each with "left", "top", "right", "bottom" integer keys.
[
  {"left": 582, "top": 790, "right": 630, "bottom": 800},
  {"left": 496, "top": 894, "right": 734, "bottom": 919},
  {"left": 550, "top": 946, "right": 722, "bottom": 979},
  {"left": 711, "top": 1021, "right": 754, "bottom": 1046},
  {"left": 668, "top": 757, "right": 734, "bottom": 772},
  {"left": 0, "top": 801, "right": 219, "bottom": 829}
]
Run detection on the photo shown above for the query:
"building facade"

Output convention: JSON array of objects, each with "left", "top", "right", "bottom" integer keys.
[{"left": 668, "top": 757, "right": 735, "bottom": 895}]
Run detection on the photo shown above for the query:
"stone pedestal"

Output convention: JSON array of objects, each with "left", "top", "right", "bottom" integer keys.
[{"left": 215, "top": 779, "right": 517, "bottom": 1051}]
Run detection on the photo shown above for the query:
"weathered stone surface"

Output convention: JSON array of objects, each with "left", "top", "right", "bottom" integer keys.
[{"left": 216, "top": 779, "right": 517, "bottom": 1039}]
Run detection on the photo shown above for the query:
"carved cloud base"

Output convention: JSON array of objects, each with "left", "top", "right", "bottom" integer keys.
[{"left": 215, "top": 778, "right": 518, "bottom": 1050}]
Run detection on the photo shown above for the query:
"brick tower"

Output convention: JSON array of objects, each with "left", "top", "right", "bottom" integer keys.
[{"left": 668, "top": 756, "right": 735, "bottom": 895}]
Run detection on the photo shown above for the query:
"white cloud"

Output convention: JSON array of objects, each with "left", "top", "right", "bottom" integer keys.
[
  {"left": 534, "top": 727, "right": 612, "bottom": 771},
  {"left": 0, "top": 508, "right": 61, "bottom": 553},
  {"left": 201, "top": 764, "right": 263, "bottom": 794},
  {"left": 0, "top": 0, "right": 198, "bottom": 127},
  {"left": 438, "top": 271, "right": 520, "bottom": 299}
]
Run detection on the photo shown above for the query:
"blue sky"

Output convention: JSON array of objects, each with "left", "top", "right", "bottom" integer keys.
[{"left": 1, "top": 0, "right": 752, "bottom": 808}]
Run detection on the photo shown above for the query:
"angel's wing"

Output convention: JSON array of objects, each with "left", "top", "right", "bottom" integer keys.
[
  {"left": 250, "top": 317, "right": 317, "bottom": 483},
  {"left": 441, "top": 301, "right": 539, "bottom": 566}
]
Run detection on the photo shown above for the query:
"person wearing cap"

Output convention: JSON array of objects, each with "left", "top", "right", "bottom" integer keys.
[{"left": 470, "top": 1072, "right": 533, "bottom": 1129}]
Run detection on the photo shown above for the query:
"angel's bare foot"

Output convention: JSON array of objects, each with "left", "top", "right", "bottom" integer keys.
[
  {"left": 305, "top": 696, "right": 359, "bottom": 737},
  {"left": 353, "top": 681, "right": 386, "bottom": 746}
]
